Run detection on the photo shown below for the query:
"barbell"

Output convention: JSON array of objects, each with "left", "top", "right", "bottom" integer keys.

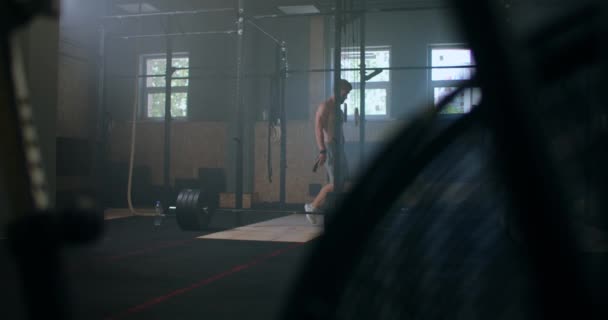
[
  {"left": 174, "top": 189, "right": 215, "bottom": 231},
  {"left": 171, "top": 188, "right": 323, "bottom": 231}
]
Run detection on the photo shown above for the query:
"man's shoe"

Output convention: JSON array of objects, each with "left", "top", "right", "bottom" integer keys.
[
  {"left": 304, "top": 203, "right": 314, "bottom": 212},
  {"left": 305, "top": 203, "right": 318, "bottom": 225}
]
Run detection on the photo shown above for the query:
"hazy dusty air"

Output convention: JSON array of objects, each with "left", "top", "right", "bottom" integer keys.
[{"left": 1, "top": 1, "right": 608, "bottom": 320}]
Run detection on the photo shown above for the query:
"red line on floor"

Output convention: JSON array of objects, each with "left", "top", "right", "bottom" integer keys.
[{"left": 105, "top": 242, "right": 304, "bottom": 320}]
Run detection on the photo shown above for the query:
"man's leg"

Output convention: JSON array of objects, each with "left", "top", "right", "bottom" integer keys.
[
  {"left": 304, "top": 183, "right": 331, "bottom": 225},
  {"left": 305, "top": 142, "right": 337, "bottom": 224},
  {"left": 311, "top": 183, "right": 334, "bottom": 209},
  {"left": 320, "top": 147, "right": 350, "bottom": 212},
  {"left": 311, "top": 145, "right": 336, "bottom": 212}
]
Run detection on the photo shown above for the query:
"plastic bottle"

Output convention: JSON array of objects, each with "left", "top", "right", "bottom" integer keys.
[{"left": 154, "top": 200, "right": 164, "bottom": 227}]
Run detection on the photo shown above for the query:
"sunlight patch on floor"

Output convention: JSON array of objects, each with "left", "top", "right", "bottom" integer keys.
[{"left": 198, "top": 214, "right": 324, "bottom": 243}]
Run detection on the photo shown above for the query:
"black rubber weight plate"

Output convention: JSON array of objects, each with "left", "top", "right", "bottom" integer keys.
[{"left": 176, "top": 189, "right": 197, "bottom": 231}]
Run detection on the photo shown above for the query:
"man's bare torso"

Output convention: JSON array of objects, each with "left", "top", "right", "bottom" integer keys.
[{"left": 318, "top": 98, "right": 343, "bottom": 143}]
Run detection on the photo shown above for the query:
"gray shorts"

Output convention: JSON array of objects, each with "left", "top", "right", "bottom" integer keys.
[{"left": 325, "top": 141, "right": 349, "bottom": 184}]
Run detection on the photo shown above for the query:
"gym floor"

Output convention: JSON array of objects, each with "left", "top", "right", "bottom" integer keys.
[{"left": 1, "top": 211, "right": 322, "bottom": 320}]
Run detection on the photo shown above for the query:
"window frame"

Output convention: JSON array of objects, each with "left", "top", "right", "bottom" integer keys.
[
  {"left": 329, "top": 45, "right": 392, "bottom": 121},
  {"left": 427, "top": 44, "right": 479, "bottom": 116},
  {"left": 139, "top": 52, "right": 190, "bottom": 120}
]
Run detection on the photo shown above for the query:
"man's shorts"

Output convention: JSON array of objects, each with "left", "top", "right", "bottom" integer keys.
[{"left": 325, "top": 140, "right": 349, "bottom": 184}]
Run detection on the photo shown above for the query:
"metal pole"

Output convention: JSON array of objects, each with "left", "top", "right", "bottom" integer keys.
[
  {"left": 359, "top": 11, "right": 366, "bottom": 167},
  {"left": 116, "top": 30, "right": 237, "bottom": 40},
  {"left": 246, "top": 20, "right": 283, "bottom": 45},
  {"left": 250, "top": 5, "right": 450, "bottom": 20},
  {"left": 235, "top": 0, "right": 245, "bottom": 209},
  {"left": 103, "top": 7, "right": 235, "bottom": 20},
  {"left": 288, "top": 64, "right": 476, "bottom": 73},
  {"left": 333, "top": 0, "right": 344, "bottom": 194},
  {"left": 163, "top": 33, "right": 173, "bottom": 209},
  {"left": 279, "top": 43, "right": 288, "bottom": 206},
  {"left": 107, "top": 73, "right": 276, "bottom": 80}
]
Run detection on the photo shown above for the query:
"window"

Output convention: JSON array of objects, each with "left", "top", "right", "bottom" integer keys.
[
  {"left": 429, "top": 46, "right": 480, "bottom": 114},
  {"left": 141, "top": 53, "right": 189, "bottom": 119},
  {"left": 335, "top": 46, "right": 391, "bottom": 118}
]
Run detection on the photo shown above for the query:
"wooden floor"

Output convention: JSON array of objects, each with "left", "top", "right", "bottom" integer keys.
[
  {"left": 105, "top": 209, "right": 324, "bottom": 243},
  {"left": 199, "top": 214, "right": 323, "bottom": 243}
]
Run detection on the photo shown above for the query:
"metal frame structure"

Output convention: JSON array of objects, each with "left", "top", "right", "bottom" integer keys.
[
  {"left": 114, "top": 30, "right": 237, "bottom": 40},
  {"left": 162, "top": 33, "right": 173, "bottom": 207},
  {"left": 246, "top": 0, "right": 368, "bottom": 205},
  {"left": 279, "top": 42, "right": 288, "bottom": 206},
  {"left": 249, "top": 5, "right": 453, "bottom": 20},
  {"left": 96, "top": 0, "right": 465, "bottom": 211},
  {"left": 234, "top": 0, "right": 245, "bottom": 209},
  {"left": 98, "top": 2, "right": 251, "bottom": 210},
  {"left": 102, "top": 7, "right": 234, "bottom": 19},
  {"left": 359, "top": 2, "right": 367, "bottom": 166},
  {"left": 333, "top": 0, "right": 345, "bottom": 194},
  {"left": 97, "top": 1, "right": 292, "bottom": 210}
]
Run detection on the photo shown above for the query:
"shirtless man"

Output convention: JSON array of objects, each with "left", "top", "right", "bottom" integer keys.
[{"left": 305, "top": 79, "right": 352, "bottom": 224}]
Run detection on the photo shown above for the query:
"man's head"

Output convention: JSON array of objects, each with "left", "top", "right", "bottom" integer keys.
[{"left": 334, "top": 79, "right": 352, "bottom": 104}]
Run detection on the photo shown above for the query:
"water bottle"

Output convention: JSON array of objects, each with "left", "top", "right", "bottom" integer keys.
[{"left": 154, "top": 201, "right": 164, "bottom": 227}]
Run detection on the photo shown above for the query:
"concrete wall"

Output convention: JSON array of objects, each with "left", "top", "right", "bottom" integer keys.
[{"left": 108, "top": 121, "right": 227, "bottom": 185}]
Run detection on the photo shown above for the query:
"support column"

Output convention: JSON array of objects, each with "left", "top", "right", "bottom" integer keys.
[
  {"left": 163, "top": 32, "right": 173, "bottom": 208},
  {"left": 359, "top": 11, "right": 366, "bottom": 166},
  {"left": 235, "top": 0, "right": 245, "bottom": 209},
  {"left": 333, "top": 0, "right": 344, "bottom": 194},
  {"left": 279, "top": 43, "right": 288, "bottom": 206}
]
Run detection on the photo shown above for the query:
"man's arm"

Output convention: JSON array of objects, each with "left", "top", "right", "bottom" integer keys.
[{"left": 315, "top": 102, "right": 328, "bottom": 152}]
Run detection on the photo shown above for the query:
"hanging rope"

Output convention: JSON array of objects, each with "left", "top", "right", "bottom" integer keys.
[
  {"left": 126, "top": 1, "right": 148, "bottom": 216},
  {"left": 267, "top": 75, "right": 280, "bottom": 183}
]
